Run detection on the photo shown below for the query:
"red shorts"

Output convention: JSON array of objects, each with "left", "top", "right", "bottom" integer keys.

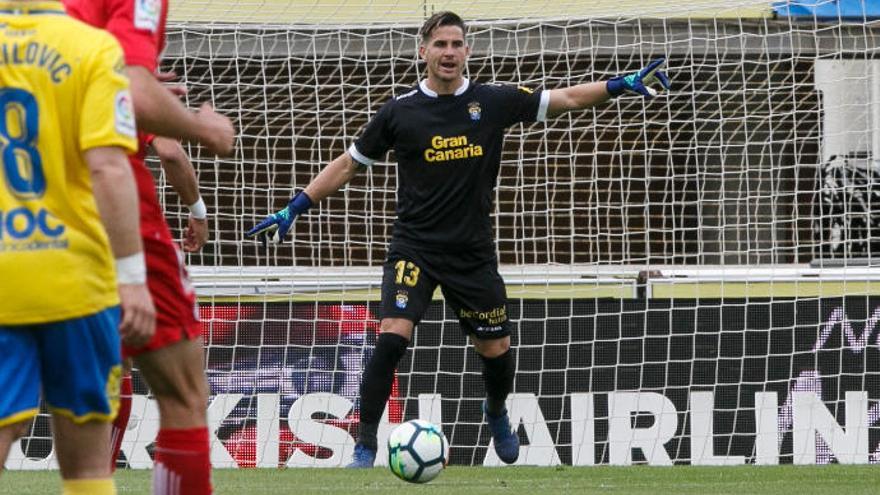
[{"left": 123, "top": 159, "right": 200, "bottom": 358}]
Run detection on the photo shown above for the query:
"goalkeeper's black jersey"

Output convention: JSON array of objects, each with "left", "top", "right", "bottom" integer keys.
[{"left": 350, "top": 78, "right": 548, "bottom": 253}]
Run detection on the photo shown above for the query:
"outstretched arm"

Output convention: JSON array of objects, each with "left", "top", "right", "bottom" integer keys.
[
  {"left": 304, "top": 152, "right": 363, "bottom": 203},
  {"left": 546, "top": 82, "right": 611, "bottom": 119},
  {"left": 546, "top": 57, "right": 671, "bottom": 118},
  {"left": 245, "top": 152, "right": 364, "bottom": 244}
]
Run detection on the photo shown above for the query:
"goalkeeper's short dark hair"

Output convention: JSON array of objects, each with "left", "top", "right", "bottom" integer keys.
[{"left": 419, "top": 11, "right": 466, "bottom": 43}]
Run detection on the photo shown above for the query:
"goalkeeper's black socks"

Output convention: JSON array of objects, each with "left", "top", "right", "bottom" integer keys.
[
  {"left": 480, "top": 348, "right": 516, "bottom": 417},
  {"left": 357, "top": 332, "right": 409, "bottom": 450}
]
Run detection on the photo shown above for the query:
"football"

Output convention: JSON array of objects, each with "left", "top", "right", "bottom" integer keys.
[{"left": 387, "top": 419, "right": 449, "bottom": 483}]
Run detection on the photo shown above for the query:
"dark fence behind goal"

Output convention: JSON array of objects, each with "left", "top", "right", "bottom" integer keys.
[{"left": 155, "top": 19, "right": 879, "bottom": 268}]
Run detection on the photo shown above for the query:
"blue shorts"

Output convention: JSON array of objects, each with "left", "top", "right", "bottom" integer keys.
[{"left": 0, "top": 306, "right": 122, "bottom": 427}]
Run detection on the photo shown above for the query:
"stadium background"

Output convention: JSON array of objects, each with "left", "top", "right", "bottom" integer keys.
[
  {"left": 158, "top": 0, "right": 848, "bottom": 268},
  {"left": 198, "top": 297, "right": 880, "bottom": 466},
  {"left": 8, "top": 0, "right": 880, "bottom": 470},
  {"left": 161, "top": 0, "right": 880, "bottom": 466}
]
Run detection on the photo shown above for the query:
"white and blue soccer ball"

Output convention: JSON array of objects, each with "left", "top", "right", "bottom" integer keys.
[{"left": 387, "top": 419, "right": 449, "bottom": 483}]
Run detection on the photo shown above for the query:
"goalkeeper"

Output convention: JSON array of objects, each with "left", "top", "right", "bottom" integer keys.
[{"left": 247, "top": 10, "right": 669, "bottom": 467}]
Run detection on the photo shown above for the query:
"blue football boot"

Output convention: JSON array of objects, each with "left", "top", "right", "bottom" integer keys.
[
  {"left": 483, "top": 401, "right": 519, "bottom": 464},
  {"left": 347, "top": 443, "right": 377, "bottom": 468}
]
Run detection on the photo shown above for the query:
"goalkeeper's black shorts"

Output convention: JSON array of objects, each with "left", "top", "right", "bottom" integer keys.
[{"left": 379, "top": 242, "right": 510, "bottom": 339}]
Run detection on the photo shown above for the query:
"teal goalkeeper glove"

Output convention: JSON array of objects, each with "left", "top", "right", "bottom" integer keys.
[
  {"left": 606, "top": 57, "right": 671, "bottom": 98},
  {"left": 245, "top": 191, "right": 312, "bottom": 246}
]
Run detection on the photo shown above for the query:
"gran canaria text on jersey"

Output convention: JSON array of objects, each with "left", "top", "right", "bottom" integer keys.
[{"left": 423, "top": 134, "right": 484, "bottom": 163}]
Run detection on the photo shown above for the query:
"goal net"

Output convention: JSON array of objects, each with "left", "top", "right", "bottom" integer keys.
[{"left": 9, "top": 0, "right": 880, "bottom": 469}]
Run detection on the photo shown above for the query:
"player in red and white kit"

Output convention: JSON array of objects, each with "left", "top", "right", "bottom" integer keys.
[{"left": 64, "top": 1, "right": 235, "bottom": 494}]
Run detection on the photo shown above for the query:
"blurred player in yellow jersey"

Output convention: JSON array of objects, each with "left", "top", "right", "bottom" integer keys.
[{"left": 0, "top": 2, "right": 155, "bottom": 494}]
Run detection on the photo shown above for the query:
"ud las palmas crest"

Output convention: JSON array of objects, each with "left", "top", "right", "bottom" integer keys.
[
  {"left": 468, "top": 101, "right": 481, "bottom": 121},
  {"left": 396, "top": 290, "right": 409, "bottom": 309}
]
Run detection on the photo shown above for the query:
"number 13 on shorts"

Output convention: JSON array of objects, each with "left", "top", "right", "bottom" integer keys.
[{"left": 394, "top": 260, "right": 420, "bottom": 287}]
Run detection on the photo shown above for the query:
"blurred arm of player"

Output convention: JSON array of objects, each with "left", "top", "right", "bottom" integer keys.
[
  {"left": 244, "top": 152, "right": 361, "bottom": 244},
  {"left": 546, "top": 57, "right": 671, "bottom": 118},
  {"left": 127, "top": 66, "right": 235, "bottom": 156},
  {"left": 150, "top": 136, "right": 209, "bottom": 252},
  {"left": 86, "top": 146, "right": 156, "bottom": 347}
]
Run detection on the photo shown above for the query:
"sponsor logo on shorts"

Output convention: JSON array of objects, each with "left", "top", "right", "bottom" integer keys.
[
  {"left": 459, "top": 306, "right": 507, "bottom": 325},
  {"left": 395, "top": 291, "right": 408, "bottom": 309},
  {"left": 106, "top": 365, "right": 122, "bottom": 405},
  {"left": 476, "top": 326, "right": 504, "bottom": 333},
  {"left": 134, "top": 0, "right": 162, "bottom": 32},
  {"left": 115, "top": 90, "right": 136, "bottom": 138}
]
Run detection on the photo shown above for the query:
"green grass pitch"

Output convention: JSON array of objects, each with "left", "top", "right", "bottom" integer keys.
[{"left": 2, "top": 466, "right": 879, "bottom": 494}]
